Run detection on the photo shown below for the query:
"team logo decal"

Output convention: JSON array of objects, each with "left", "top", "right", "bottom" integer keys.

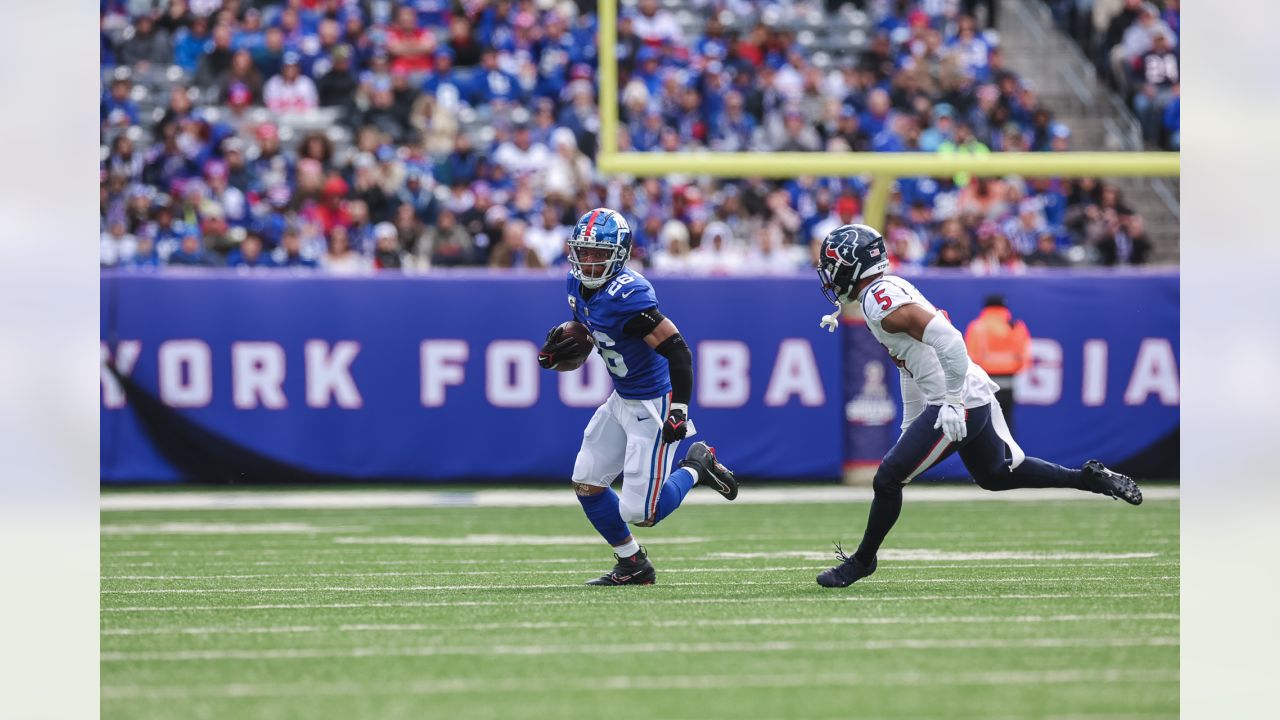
[{"left": 824, "top": 243, "right": 851, "bottom": 265}]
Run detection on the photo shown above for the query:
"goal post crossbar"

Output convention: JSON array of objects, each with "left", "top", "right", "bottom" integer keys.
[{"left": 593, "top": 0, "right": 1179, "bottom": 230}]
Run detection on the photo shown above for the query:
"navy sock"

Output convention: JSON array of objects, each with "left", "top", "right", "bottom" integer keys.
[
  {"left": 855, "top": 483, "right": 903, "bottom": 565},
  {"left": 577, "top": 487, "right": 630, "bottom": 546},
  {"left": 650, "top": 467, "right": 697, "bottom": 525}
]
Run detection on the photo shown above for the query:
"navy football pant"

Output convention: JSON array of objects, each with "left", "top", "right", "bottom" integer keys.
[{"left": 853, "top": 402, "right": 1088, "bottom": 565}]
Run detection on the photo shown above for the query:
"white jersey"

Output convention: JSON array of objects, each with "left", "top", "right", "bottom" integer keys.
[{"left": 858, "top": 276, "right": 998, "bottom": 427}]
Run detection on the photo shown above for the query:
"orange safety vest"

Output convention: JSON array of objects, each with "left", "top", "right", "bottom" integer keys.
[{"left": 964, "top": 307, "right": 1031, "bottom": 376}]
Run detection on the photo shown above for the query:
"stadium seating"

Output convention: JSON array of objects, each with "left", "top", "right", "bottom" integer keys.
[{"left": 100, "top": 0, "right": 1169, "bottom": 273}]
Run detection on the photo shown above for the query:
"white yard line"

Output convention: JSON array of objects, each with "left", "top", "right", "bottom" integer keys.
[
  {"left": 100, "top": 591, "right": 1179, "bottom": 613},
  {"left": 331, "top": 534, "right": 712, "bottom": 546},
  {"left": 101, "top": 612, "right": 1179, "bottom": 636},
  {"left": 101, "top": 522, "right": 362, "bottom": 535},
  {"left": 99, "top": 575, "right": 1177, "bottom": 595},
  {"left": 101, "top": 485, "right": 1180, "bottom": 511},
  {"left": 100, "top": 636, "right": 1179, "bottom": 663},
  {"left": 711, "top": 550, "right": 1163, "bottom": 561},
  {"left": 99, "top": 533, "right": 1180, "bottom": 555},
  {"left": 100, "top": 561, "right": 1179, "bottom": 576},
  {"left": 101, "top": 668, "right": 1179, "bottom": 700},
  {"left": 101, "top": 562, "right": 1177, "bottom": 580},
  {"left": 99, "top": 557, "right": 1178, "bottom": 571}
]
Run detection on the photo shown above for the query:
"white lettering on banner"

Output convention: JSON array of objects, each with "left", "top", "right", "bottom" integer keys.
[
  {"left": 486, "top": 341, "right": 539, "bottom": 408},
  {"left": 420, "top": 341, "right": 468, "bottom": 407},
  {"left": 1013, "top": 339, "right": 1062, "bottom": 406},
  {"left": 764, "top": 339, "right": 826, "bottom": 407},
  {"left": 101, "top": 340, "right": 141, "bottom": 409},
  {"left": 559, "top": 353, "right": 611, "bottom": 408},
  {"left": 1124, "top": 338, "right": 1180, "bottom": 406},
  {"left": 305, "top": 340, "right": 363, "bottom": 409},
  {"left": 698, "top": 341, "right": 750, "bottom": 408},
  {"left": 232, "top": 342, "right": 288, "bottom": 409},
  {"left": 158, "top": 340, "right": 212, "bottom": 408},
  {"left": 1081, "top": 340, "right": 1108, "bottom": 407}
]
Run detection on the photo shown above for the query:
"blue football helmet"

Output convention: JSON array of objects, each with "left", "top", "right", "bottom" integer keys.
[
  {"left": 817, "top": 224, "right": 890, "bottom": 305},
  {"left": 569, "top": 208, "right": 632, "bottom": 289}
]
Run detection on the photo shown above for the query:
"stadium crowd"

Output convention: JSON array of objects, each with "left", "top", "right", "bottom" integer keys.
[
  {"left": 1045, "top": 0, "right": 1178, "bottom": 150},
  {"left": 101, "top": 0, "right": 1157, "bottom": 276}
]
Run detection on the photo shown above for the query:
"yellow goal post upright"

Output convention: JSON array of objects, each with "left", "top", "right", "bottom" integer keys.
[{"left": 592, "top": 0, "right": 1179, "bottom": 232}]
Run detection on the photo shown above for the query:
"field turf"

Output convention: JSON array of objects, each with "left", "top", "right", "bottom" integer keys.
[{"left": 101, "top": 486, "right": 1178, "bottom": 719}]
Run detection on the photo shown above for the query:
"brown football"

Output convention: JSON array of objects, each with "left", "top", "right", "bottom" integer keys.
[{"left": 549, "top": 320, "right": 595, "bottom": 371}]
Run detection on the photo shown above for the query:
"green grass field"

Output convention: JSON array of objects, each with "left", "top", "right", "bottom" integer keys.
[{"left": 101, "top": 487, "right": 1178, "bottom": 720}]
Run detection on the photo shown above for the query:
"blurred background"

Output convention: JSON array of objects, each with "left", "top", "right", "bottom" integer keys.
[{"left": 98, "top": 0, "right": 1179, "bottom": 485}]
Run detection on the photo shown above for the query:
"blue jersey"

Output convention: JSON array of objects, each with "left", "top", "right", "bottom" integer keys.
[{"left": 566, "top": 269, "right": 671, "bottom": 400}]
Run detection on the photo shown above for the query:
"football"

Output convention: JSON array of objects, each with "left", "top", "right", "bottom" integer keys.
[{"left": 547, "top": 320, "right": 595, "bottom": 371}]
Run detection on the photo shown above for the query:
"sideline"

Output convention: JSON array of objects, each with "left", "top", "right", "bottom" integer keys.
[{"left": 102, "top": 485, "right": 1179, "bottom": 512}]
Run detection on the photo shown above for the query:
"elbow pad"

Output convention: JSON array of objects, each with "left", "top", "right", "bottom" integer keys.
[{"left": 654, "top": 333, "right": 693, "bottom": 406}]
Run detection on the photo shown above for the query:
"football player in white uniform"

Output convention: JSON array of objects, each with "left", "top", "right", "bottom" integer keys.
[{"left": 812, "top": 224, "right": 1142, "bottom": 588}]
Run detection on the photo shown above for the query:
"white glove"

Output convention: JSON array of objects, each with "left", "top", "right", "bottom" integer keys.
[
  {"left": 819, "top": 310, "right": 841, "bottom": 333},
  {"left": 933, "top": 396, "right": 967, "bottom": 444}
]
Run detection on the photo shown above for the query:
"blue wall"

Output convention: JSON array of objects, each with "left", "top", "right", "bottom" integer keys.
[{"left": 100, "top": 270, "right": 1178, "bottom": 484}]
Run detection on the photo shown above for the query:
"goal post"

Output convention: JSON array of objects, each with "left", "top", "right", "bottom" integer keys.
[{"left": 593, "top": 0, "right": 1180, "bottom": 231}]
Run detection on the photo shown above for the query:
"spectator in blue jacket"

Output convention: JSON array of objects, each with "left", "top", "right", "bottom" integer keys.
[
  {"left": 172, "top": 15, "right": 210, "bottom": 73},
  {"left": 226, "top": 232, "right": 276, "bottom": 268},
  {"left": 101, "top": 73, "right": 139, "bottom": 129}
]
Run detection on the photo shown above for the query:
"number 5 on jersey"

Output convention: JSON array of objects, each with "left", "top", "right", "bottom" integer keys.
[
  {"left": 873, "top": 287, "right": 893, "bottom": 310},
  {"left": 592, "top": 330, "right": 629, "bottom": 378}
]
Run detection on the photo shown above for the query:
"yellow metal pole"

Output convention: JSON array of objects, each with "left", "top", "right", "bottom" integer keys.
[
  {"left": 597, "top": 0, "right": 618, "bottom": 156},
  {"left": 597, "top": 151, "right": 1181, "bottom": 178},
  {"left": 863, "top": 174, "right": 894, "bottom": 232}
]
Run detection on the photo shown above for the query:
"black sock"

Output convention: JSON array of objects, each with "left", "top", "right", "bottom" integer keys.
[
  {"left": 854, "top": 484, "right": 903, "bottom": 565},
  {"left": 983, "top": 457, "right": 1088, "bottom": 491}
]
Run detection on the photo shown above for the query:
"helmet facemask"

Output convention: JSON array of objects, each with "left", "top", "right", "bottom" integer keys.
[
  {"left": 817, "top": 258, "right": 861, "bottom": 307},
  {"left": 569, "top": 239, "right": 627, "bottom": 289}
]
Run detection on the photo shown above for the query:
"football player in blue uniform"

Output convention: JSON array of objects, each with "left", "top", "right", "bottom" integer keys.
[
  {"left": 812, "top": 224, "right": 1142, "bottom": 588},
  {"left": 539, "top": 208, "right": 740, "bottom": 586}
]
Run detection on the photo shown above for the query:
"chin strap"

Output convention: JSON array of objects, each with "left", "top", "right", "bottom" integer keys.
[{"left": 820, "top": 308, "right": 842, "bottom": 333}]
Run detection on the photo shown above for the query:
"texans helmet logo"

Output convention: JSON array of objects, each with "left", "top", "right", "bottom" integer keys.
[{"left": 824, "top": 243, "right": 850, "bottom": 265}]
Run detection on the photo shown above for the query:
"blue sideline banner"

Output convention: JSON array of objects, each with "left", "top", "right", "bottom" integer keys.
[
  {"left": 842, "top": 271, "right": 1180, "bottom": 479},
  {"left": 101, "top": 270, "right": 1177, "bottom": 484},
  {"left": 101, "top": 271, "right": 845, "bottom": 483}
]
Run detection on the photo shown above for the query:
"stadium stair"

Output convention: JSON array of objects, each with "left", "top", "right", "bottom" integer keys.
[{"left": 999, "top": 0, "right": 1179, "bottom": 264}]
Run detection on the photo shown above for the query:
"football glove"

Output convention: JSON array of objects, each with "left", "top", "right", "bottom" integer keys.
[
  {"left": 933, "top": 395, "right": 967, "bottom": 444},
  {"left": 537, "top": 326, "right": 582, "bottom": 369},
  {"left": 663, "top": 403, "right": 690, "bottom": 444}
]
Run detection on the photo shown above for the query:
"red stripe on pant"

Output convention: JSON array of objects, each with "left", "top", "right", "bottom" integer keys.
[
  {"left": 648, "top": 443, "right": 668, "bottom": 521},
  {"left": 907, "top": 435, "right": 952, "bottom": 481},
  {"left": 647, "top": 393, "right": 672, "bottom": 521}
]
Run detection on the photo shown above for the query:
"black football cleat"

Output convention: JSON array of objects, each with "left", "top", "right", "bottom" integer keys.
[
  {"left": 585, "top": 546, "right": 656, "bottom": 586},
  {"left": 680, "top": 442, "right": 739, "bottom": 500},
  {"left": 1083, "top": 460, "right": 1143, "bottom": 505},
  {"left": 816, "top": 544, "right": 877, "bottom": 588}
]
